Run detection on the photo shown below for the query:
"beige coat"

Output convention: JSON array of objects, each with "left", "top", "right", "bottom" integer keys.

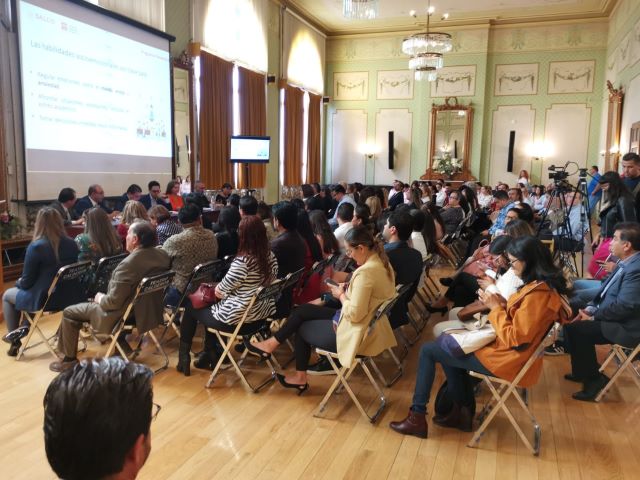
[
  {"left": 94, "top": 246, "right": 171, "bottom": 333},
  {"left": 336, "top": 253, "right": 397, "bottom": 367}
]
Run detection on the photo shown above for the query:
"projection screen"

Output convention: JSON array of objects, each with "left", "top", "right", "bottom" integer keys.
[{"left": 16, "top": 0, "right": 174, "bottom": 201}]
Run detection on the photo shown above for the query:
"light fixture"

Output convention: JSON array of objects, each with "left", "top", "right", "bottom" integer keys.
[
  {"left": 343, "top": 0, "right": 379, "bottom": 20},
  {"left": 402, "top": 1, "right": 451, "bottom": 81}
]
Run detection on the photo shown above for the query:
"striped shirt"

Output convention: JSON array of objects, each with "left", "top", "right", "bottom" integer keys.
[
  {"left": 156, "top": 220, "right": 183, "bottom": 246},
  {"left": 211, "top": 253, "right": 279, "bottom": 325}
]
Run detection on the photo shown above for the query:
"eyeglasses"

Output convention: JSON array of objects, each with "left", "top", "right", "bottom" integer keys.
[
  {"left": 345, "top": 245, "right": 361, "bottom": 257},
  {"left": 152, "top": 402, "right": 162, "bottom": 421},
  {"left": 507, "top": 257, "right": 522, "bottom": 267}
]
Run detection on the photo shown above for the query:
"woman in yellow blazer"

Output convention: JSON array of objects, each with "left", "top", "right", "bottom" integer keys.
[
  {"left": 245, "top": 226, "right": 396, "bottom": 394},
  {"left": 390, "top": 236, "right": 570, "bottom": 439}
]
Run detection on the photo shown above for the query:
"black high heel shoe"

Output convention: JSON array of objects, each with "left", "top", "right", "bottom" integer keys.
[
  {"left": 425, "top": 303, "right": 448, "bottom": 314},
  {"left": 243, "top": 338, "right": 272, "bottom": 360},
  {"left": 176, "top": 341, "right": 191, "bottom": 376},
  {"left": 276, "top": 373, "right": 309, "bottom": 396}
]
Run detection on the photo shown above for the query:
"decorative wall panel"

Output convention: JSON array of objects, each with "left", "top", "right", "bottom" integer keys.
[
  {"left": 374, "top": 109, "right": 412, "bottom": 186},
  {"left": 330, "top": 110, "right": 367, "bottom": 183},
  {"left": 489, "top": 105, "right": 535, "bottom": 186}
]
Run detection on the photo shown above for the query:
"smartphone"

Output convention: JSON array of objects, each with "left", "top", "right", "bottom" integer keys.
[
  {"left": 484, "top": 269, "right": 497, "bottom": 279},
  {"left": 324, "top": 278, "right": 339, "bottom": 288}
]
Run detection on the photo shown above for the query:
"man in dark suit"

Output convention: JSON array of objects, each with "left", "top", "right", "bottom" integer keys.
[
  {"left": 49, "top": 188, "right": 83, "bottom": 226},
  {"left": 564, "top": 222, "right": 640, "bottom": 401},
  {"left": 115, "top": 184, "right": 143, "bottom": 212},
  {"left": 382, "top": 209, "right": 423, "bottom": 329},
  {"left": 139, "top": 181, "right": 171, "bottom": 211},
  {"left": 50, "top": 221, "right": 171, "bottom": 372},
  {"left": 75, "top": 184, "right": 114, "bottom": 217},
  {"left": 271, "top": 201, "right": 306, "bottom": 317}
]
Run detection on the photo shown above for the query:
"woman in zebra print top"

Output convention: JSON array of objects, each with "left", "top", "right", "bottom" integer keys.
[{"left": 177, "top": 216, "right": 278, "bottom": 375}]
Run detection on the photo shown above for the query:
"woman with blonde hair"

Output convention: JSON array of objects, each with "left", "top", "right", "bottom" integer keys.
[
  {"left": 75, "top": 207, "right": 122, "bottom": 263},
  {"left": 246, "top": 226, "right": 396, "bottom": 392},
  {"left": 116, "top": 200, "right": 149, "bottom": 242},
  {"left": 365, "top": 195, "right": 382, "bottom": 225},
  {"left": 2, "top": 208, "right": 79, "bottom": 355}
]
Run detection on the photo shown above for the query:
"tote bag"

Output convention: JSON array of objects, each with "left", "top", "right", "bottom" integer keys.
[{"left": 436, "top": 325, "right": 496, "bottom": 358}]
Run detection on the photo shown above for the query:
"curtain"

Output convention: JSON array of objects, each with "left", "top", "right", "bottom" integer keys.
[
  {"left": 306, "top": 92, "right": 321, "bottom": 184},
  {"left": 283, "top": 10, "right": 326, "bottom": 94},
  {"left": 98, "top": 0, "right": 165, "bottom": 30},
  {"left": 199, "top": 51, "right": 234, "bottom": 189},
  {"left": 283, "top": 85, "right": 304, "bottom": 186},
  {"left": 237, "top": 66, "right": 266, "bottom": 189}
]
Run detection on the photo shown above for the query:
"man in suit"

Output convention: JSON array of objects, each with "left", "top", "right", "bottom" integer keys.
[
  {"left": 75, "top": 184, "right": 114, "bottom": 217},
  {"left": 271, "top": 201, "right": 306, "bottom": 317},
  {"left": 564, "top": 222, "right": 640, "bottom": 401},
  {"left": 139, "top": 181, "right": 171, "bottom": 210},
  {"left": 382, "top": 209, "right": 423, "bottom": 329},
  {"left": 50, "top": 221, "right": 171, "bottom": 372},
  {"left": 49, "top": 188, "right": 83, "bottom": 226},
  {"left": 115, "top": 184, "right": 143, "bottom": 212},
  {"left": 621, "top": 153, "right": 640, "bottom": 219}
]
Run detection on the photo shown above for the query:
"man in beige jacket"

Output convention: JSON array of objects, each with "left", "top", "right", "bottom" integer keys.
[{"left": 50, "top": 221, "right": 170, "bottom": 372}]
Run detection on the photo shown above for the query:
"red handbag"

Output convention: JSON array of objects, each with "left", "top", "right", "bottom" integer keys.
[{"left": 188, "top": 283, "right": 218, "bottom": 309}]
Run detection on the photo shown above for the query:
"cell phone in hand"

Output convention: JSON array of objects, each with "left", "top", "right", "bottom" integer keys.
[
  {"left": 324, "top": 278, "right": 339, "bottom": 288},
  {"left": 484, "top": 269, "right": 497, "bottom": 279}
]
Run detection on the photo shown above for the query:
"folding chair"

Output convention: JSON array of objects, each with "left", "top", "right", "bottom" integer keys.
[
  {"left": 313, "top": 293, "right": 399, "bottom": 423},
  {"left": 161, "top": 259, "right": 226, "bottom": 342},
  {"left": 205, "top": 277, "right": 287, "bottom": 392},
  {"left": 104, "top": 271, "right": 175, "bottom": 373},
  {"left": 369, "top": 284, "right": 412, "bottom": 387},
  {"left": 467, "top": 322, "right": 560, "bottom": 456},
  {"left": 595, "top": 343, "right": 640, "bottom": 402},
  {"left": 17, "top": 261, "right": 93, "bottom": 360},
  {"left": 90, "top": 253, "right": 128, "bottom": 295}
]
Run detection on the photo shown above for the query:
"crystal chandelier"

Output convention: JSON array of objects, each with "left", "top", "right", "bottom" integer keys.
[
  {"left": 343, "top": 0, "right": 379, "bottom": 20},
  {"left": 402, "top": 2, "right": 451, "bottom": 81}
]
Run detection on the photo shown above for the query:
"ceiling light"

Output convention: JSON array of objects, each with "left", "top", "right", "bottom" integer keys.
[
  {"left": 343, "top": 0, "right": 379, "bottom": 20},
  {"left": 402, "top": 0, "right": 451, "bottom": 81}
]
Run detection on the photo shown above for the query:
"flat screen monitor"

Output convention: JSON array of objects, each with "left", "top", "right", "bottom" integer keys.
[{"left": 230, "top": 136, "right": 270, "bottom": 163}]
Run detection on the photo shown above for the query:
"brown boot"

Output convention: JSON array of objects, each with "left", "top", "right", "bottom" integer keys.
[
  {"left": 389, "top": 409, "right": 428, "bottom": 439},
  {"left": 433, "top": 402, "right": 473, "bottom": 432}
]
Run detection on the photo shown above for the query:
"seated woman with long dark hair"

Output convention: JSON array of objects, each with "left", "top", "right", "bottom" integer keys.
[
  {"left": 292, "top": 210, "right": 325, "bottom": 304},
  {"left": 390, "top": 235, "right": 570, "bottom": 438},
  {"left": 309, "top": 210, "right": 339, "bottom": 257},
  {"left": 245, "top": 226, "right": 396, "bottom": 393},
  {"left": 75, "top": 207, "right": 122, "bottom": 263},
  {"left": 2, "top": 208, "right": 79, "bottom": 355},
  {"left": 176, "top": 216, "right": 278, "bottom": 375},
  {"left": 215, "top": 205, "right": 241, "bottom": 259}
]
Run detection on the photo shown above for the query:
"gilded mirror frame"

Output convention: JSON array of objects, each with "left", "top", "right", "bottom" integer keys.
[
  {"left": 421, "top": 97, "right": 475, "bottom": 181},
  {"left": 604, "top": 81, "right": 623, "bottom": 172}
]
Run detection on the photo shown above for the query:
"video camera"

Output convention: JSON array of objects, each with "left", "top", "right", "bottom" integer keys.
[{"left": 548, "top": 164, "right": 569, "bottom": 181}]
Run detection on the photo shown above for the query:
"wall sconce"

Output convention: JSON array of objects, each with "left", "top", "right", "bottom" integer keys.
[
  {"left": 360, "top": 142, "right": 379, "bottom": 160},
  {"left": 527, "top": 140, "right": 553, "bottom": 162}
]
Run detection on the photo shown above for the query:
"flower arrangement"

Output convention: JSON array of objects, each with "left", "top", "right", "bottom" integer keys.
[
  {"left": 432, "top": 153, "right": 462, "bottom": 177},
  {"left": 0, "top": 211, "right": 22, "bottom": 240}
]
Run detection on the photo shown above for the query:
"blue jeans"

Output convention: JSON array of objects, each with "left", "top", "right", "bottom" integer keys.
[
  {"left": 411, "top": 342, "right": 492, "bottom": 414},
  {"left": 570, "top": 279, "right": 601, "bottom": 312}
]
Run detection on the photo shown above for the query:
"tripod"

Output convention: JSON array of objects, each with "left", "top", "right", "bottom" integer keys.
[{"left": 537, "top": 174, "right": 593, "bottom": 277}]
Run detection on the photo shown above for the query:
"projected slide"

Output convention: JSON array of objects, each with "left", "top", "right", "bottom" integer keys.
[{"left": 18, "top": 0, "right": 173, "bottom": 201}]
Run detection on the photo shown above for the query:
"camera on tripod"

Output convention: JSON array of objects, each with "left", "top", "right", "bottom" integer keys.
[{"left": 548, "top": 164, "right": 569, "bottom": 181}]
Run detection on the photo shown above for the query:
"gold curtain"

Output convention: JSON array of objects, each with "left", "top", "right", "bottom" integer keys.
[
  {"left": 306, "top": 92, "right": 322, "bottom": 184},
  {"left": 283, "top": 85, "right": 304, "bottom": 186},
  {"left": 199, "top": 51, "right": 234, "bottom": 189},
  {"left": 237, "top": 66, "right": 267, "bottom": 189},
  {"left": 0, "top": 92, "right": 6, "bottom": 205}
]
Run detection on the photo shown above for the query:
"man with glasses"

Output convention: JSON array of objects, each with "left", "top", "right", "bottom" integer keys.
[
  {"left": 140, "top": 181, "right": 171, "bottom": 210},
  {"left": 564, "top": 222, "right": 640, "bottom": 401},
  {"left": 75, "top": 184, "right": 114, "bottom": 216},
  {"left": 440, "top": 191, "right": 465, "bottom": 235},
  {"left": 44, "top": 357, "right": 157, "bottom": 480}
]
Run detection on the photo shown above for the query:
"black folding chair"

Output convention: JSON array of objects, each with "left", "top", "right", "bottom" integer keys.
[
  {"left": 103, "top": 271, "right": 175, "bottom": 373},
  {"left": 17, "top": 261, "right": 93, "bottom": 361},
  {"left": 205, "top": 277, "right": 287, "bottom": 392},
  {"left": 90, "top": 253, "right": 128, "bottom": 295},
  {"left": 161, "top": 259, "right": 226, "bottom": 342}
]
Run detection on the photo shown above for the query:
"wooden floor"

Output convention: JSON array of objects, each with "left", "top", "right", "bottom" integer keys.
[{"left": 2, "top": 269, "right": 640, "bottom": 479}]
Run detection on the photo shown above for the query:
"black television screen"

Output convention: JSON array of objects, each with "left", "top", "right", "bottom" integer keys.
[{"left": 230, "top": 136, "right": 270, "bottom": 163}]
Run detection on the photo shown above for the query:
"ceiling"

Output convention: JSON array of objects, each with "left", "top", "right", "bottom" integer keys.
[{"left": 285, "top": 0, "right": 615, "bottom": 35}]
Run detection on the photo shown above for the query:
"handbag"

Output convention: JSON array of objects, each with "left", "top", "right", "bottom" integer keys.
[
  {"left": 587, "top": 237, "right": 613, "bottom": 280},
  {"left": 188, "top": 283, "right": 218, "bottom": 309},
  {"left": 457, "top": 300, "right": 489, "bottom": 321},
  {"left": 436, "top": 324, "right": 496, "bottom": 358},
  {"left": 462, "top": 240, "right": 496, "bottom": 278}
]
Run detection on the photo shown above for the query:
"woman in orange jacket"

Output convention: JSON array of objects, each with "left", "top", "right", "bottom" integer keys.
[{"left": 390, "top": 236, "right": 571, "bottom": 439}]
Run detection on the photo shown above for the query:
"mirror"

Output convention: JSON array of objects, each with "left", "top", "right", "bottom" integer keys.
[
  {"left": 604, "top": 81, "right": 623, "bottom": 172},
  {"left": 421, "top": 97, "right": 475, "bottom": 181}
]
